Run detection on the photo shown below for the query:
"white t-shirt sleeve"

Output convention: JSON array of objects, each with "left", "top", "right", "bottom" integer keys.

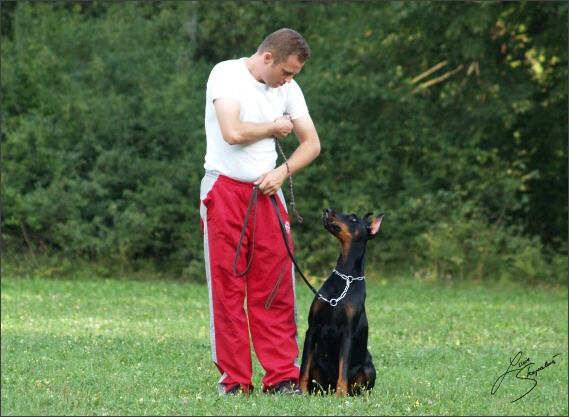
[
  {"left": 208, "top": 62, "right": 240, "bottom": 102},
  {"left": 284, "top": 80, "right": 309, "bottom": 121}
]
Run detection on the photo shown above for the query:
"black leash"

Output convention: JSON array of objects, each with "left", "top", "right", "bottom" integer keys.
[
  {"left": 232, "top": 132, "right": 319, "bottom": 307},
  {"left": 269, "top": 194, "right": 319, "bottom": 297},
  {"left": 232, "top": 184, "right": 319, "bottom": 306},
  {"left": 232, "top": 184, "right": 258, "bottom": 278},
  {"left": 270, "top": 135, "right": 318, "bottom": 295}
]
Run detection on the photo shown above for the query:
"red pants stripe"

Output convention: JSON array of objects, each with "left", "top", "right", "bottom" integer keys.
[{"left": 200, "top": 172, "right": 300, "bottom": 394}]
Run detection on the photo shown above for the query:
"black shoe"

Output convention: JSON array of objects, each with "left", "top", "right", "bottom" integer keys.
[
  {"left": 266, "top": 380, "right": 303, "bottom": 396},
  {"left": 225, "top": 384, "right": 253, "bottom": 395}
]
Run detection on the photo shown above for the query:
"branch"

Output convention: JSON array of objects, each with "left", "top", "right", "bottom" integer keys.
[
  {"left": 411, "top": 60, "right": 448, "bottom": 84},
  {"left": 412, "top": 64, "right": 464, "bottom": 94},
  {"left": 20, "top": 222, "right": 37, "bottom": 265}
]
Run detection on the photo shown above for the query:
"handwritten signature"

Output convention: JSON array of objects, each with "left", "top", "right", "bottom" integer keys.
[{"left": 491, "top": 351, "right": 562, "bottom": 403}]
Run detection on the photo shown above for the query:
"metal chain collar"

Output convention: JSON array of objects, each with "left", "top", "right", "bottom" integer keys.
[{"left": 318, "top": 269, "right": 365, "bottom": 307}]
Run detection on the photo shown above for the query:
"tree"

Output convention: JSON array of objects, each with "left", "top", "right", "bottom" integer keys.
[{"left": 1, "top": 2, "right": 566, "bottom": 283}]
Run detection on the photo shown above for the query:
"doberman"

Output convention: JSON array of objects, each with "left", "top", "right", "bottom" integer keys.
[{"left": 299, "top": 207, "right": 385, "bottom": 396}]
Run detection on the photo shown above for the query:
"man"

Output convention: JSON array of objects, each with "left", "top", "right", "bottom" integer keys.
[{"left": 199, "top": 28, "right": 320, "bottom": 396}]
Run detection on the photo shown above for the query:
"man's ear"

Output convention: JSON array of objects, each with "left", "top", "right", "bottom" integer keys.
[{"left": 263, "top": 52, "right": 274, "bottom": 64}]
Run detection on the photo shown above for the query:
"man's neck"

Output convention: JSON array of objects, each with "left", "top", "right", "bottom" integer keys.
[{"left": 245, "top": 53, "right": 265, "bottom": 84}]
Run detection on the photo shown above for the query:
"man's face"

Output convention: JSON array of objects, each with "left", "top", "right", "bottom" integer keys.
[{"left": 263, "top": 54, "right": 304, "bottom": 88}]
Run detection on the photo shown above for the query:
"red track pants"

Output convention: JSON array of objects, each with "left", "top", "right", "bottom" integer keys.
[{"left": 200, "top": 172, "right": 300, "bottom": 394}]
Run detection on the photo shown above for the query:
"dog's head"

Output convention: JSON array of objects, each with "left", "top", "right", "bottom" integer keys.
[{"left": 322, "top": 208, "right": 385, "bottom": 244}]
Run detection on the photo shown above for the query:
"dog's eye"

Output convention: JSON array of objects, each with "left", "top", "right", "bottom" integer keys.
[{"left": 349, "top": 215, "right": 357, "bottom": 222}]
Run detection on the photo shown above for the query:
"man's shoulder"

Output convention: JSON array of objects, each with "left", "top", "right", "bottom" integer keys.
[{"left": 211, "top": 58, "right": 246, "bottom": 74}]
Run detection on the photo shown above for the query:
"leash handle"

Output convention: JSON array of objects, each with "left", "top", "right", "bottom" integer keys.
[
  {"left": 233, "top": 184, "right": 259, "bottom": 277},
  {"left": 264, "top": 261, "right": 287, "bottom": 310},
  {"left": 232, "top": 185, "right": 318, "bottom": 306}
]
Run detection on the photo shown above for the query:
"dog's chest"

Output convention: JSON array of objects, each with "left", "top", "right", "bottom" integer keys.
[{"left": 312, "top": 293, "right": 366, "bottom": 325}]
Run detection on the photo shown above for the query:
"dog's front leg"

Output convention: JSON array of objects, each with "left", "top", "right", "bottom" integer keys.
[
  {"left": 299, "top": 324, "right": 317, "bottom": 393},
  {"left": 335, "top": 333, "right": 353, "bottom": 396}
]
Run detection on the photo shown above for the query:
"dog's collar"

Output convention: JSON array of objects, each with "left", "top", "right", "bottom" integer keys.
[
  {"left": 318, "top": 269, "right": 365, "bottom": 307},
  {"left": 332, "top": 269, "right": 365, "bottom": 282}
]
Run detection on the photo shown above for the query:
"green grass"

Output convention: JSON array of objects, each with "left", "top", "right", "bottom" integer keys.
[{"left": 1, "top": 274, "right": 567, "bottom": 416}]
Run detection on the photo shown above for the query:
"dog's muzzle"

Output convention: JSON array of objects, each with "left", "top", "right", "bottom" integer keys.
[{"left": 322, "top": 208, "right": 340, "bottom": 233}]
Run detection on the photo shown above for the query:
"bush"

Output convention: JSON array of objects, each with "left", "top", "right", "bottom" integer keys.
[{"left": 1, "top": 2, "right": 566, "bottom": 284}]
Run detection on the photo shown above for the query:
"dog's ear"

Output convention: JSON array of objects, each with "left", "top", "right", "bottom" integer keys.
[
  {"left": 367, "top": 212, "right": 385, "bottom": 239},
  {"left": 362, "top": 212, "right": 374, "bottom": 220}
]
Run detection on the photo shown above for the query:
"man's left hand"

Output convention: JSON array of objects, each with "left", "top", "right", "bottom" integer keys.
[{"left": 254, "top": 167, "right": 287, "bottom": 196}]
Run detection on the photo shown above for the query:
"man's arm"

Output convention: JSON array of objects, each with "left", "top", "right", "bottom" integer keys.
[
  {"left": 255, "top": 113, "right": 321, "bottom": 196},
  {"left": 214, "top": 98, "right": 294, "bottom": 145}
]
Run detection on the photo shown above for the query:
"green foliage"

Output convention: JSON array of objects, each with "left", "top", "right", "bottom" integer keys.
[
  {"left": 1, "top": 2, "right": 566, "bottom": 283},
  {"left": 2, "top": 2, "right": 207, "bottom": 272},
  {"left": 290, "top": 1, "right": 567, "bottom": 283}
]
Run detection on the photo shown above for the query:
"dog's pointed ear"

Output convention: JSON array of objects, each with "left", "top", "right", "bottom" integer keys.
[
  {"left": 363, "top": 212, "right": 374, "bottom": 220},
  {"left": 367, "top": 212, "right": 385, "bottom": 239}
]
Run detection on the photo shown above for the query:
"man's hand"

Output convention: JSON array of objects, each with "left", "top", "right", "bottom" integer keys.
[
  {"left": 256, "top": 113, "right": 321, "bottom": 196},
  {"left": 273, "top": 114, "right": 293, "bottom": 139},
  {"left": 254, "top": 166, "right": 288, "bottom": 196}
]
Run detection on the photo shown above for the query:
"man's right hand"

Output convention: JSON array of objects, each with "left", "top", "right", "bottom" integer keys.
[
  {"left": 214, "top": 98, "right": 295, "bottom": 144},
  {"left": 273, "top": 114, "right": 293, "bottom": 139}
]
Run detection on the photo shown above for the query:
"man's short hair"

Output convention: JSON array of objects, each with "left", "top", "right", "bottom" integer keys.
[{"left": 258, "top": 28, "right": 311, "bottom": 64}]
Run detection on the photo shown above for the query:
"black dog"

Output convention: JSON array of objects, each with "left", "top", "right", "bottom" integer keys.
[{"left": 299, "top": 208, "right": 385, "bottom": 396}]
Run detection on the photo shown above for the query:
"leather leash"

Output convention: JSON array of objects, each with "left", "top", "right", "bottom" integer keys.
[
  {"left": 233, "top": 125, "right": 322, "bottom": 310},
  {"left": 232, "top": 130, "right": 319, "bottom": 308},
  {"left": 269, "top": 193, "right": 319, "bottom": 298},
  {"left": 232, "top": 184, "right": 319, "bottom": 300}
]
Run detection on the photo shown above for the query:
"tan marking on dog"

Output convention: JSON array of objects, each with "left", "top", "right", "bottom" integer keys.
[
  {"left": 311, "top": 367, "right": 324, "bottom": 394},
  {"left": 344, "top": 304, "right": 356, "bottom": 321},
  {"left": 336, "top": 357, "right": 349, "bottom": 396},
  {"left": 311, "top": 299, "right": 324, "bottom": 315},
  {"left": 299, "top": 353, "right": 313, "bottom": 392},
  {"left": 350, "top": 374, "right": 370, "bottom": 394},
  {"left": 336, "top": 222, "right": 353, "bottom": 262}
]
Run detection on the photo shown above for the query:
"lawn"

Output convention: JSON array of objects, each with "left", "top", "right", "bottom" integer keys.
[{"left": 1, "top": 274, "right": 567, "bottom": 416}]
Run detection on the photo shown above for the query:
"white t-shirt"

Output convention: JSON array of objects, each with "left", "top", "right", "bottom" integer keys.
[{"left": 204, "top": 57, "right": 309, "bottom": 182}]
